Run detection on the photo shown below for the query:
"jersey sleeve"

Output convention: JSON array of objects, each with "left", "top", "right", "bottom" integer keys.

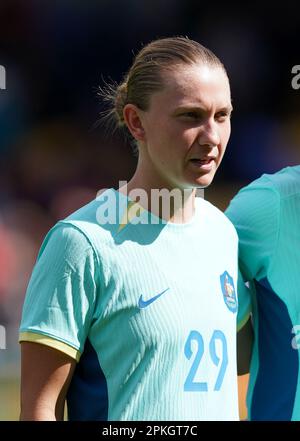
[
  {"left": 225, "top": 179, "right": 281, "bottom": 329},
  {"left": 19, "top": 222, "right": 99, "bottom": 361}
]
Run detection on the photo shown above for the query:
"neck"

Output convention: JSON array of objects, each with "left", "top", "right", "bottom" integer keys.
[{"left": 118, "top": 171, "right": 197, "bottom": 224}]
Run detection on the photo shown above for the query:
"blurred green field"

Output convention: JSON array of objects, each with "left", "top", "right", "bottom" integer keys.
[{"left": 0, "top": 377, "right": 20, "bottom": 420}]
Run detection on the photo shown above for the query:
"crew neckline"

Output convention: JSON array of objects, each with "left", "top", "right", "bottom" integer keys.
[{"left": 111, "top": 188, "right": 202, "bottom": 229}]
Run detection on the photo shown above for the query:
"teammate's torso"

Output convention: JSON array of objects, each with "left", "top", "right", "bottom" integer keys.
[
  {"left": 227, "top": 166, "right": 300, "bottom": 420},
  {"left": 250, "top": 174, "right": 300, "bottom": 420}
]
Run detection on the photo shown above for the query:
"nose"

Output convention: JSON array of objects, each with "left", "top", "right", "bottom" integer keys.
[{"left": 197, "top": 120, "right": 220, "bottom": 147}]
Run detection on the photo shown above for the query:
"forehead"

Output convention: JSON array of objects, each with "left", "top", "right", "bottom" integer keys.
[{"left": 154, "top": 64, "right": 231, "bottom": 109}]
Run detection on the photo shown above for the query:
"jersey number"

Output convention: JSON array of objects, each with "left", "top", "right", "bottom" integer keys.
[{"left": 184, "top": 330, "right": 228, "bottom": 392}]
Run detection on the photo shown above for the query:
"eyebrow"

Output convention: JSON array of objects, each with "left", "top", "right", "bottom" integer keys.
[{"left": 176, "top": 104, "right": 233, "bottom": 113}]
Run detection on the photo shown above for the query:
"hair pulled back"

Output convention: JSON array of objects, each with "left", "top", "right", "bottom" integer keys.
[{"left": 99, "top": 36, "right": 226, "bottom": 134}]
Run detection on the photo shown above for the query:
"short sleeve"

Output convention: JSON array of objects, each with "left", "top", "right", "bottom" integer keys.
[
  {"left": 225, "top": 181, "right": 280, "bottom": 283},
  {"left": 19, "top": 222, "right": 99, "bottom": 360},
  {"left": 225, "top": 180, "right": 280, "bottom": 330}
]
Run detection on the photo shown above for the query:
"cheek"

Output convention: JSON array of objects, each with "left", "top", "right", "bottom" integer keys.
[
  {"left": 216, "top": 125, "right": 231, "bottom": 164},
  {"left": 171, "top": 128, "right": 197, "bottom": 153},
  {"left": 151, "top": 125, "right": 184, "bottom": 154},
  {"left": 220, "top": 123, "right": 231, "bottom": 150}
]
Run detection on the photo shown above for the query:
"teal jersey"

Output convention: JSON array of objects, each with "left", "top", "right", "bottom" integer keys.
[
  {"left": 20, "top": 189, "right": 239, "bottom": 421},
  {"left": 226, "top": 166, "right": 300, "bottom": 421}
]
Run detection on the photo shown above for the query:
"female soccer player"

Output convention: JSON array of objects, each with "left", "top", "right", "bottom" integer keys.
[{"left": 19, "top": 36, "right": 238, "bottom": 420}]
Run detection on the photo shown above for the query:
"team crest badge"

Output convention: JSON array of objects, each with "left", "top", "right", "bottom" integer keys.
[{"left": 220, "top": 271, "right": 237, "bottom": 313}]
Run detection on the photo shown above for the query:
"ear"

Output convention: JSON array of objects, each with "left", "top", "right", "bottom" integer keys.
[{"left": 123, "top": 104, "right": 146, "bottom": 142}]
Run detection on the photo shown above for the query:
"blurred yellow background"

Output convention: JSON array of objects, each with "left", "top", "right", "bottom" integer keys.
[{"left": 0, "top": 374, "right": 248, "bottom": 421}]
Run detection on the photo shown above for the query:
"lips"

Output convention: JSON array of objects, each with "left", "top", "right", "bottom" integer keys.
[{"left": 190, "top": 157, "right": 215, "bottom": 164}]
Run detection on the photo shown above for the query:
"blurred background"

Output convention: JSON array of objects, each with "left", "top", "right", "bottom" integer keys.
[{"left": 0, "top": 0, "right": 299, "bottom": 420}]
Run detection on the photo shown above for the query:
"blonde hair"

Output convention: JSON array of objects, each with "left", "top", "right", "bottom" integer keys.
[{"left": 99, "top": 36, "right": 227, "bottom": 134}]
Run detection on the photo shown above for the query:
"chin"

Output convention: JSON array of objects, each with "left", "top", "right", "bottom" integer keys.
[
  {"left": 195, "top": 173, "right": 216, "bottom": 188},
  {"left": 179, "top": 171, "right": 216, "bottom": 190}
]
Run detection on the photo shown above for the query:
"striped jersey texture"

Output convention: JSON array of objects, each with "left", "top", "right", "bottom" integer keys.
[{"left": 20, "top": 188, "right": 239, "bottom": 420}]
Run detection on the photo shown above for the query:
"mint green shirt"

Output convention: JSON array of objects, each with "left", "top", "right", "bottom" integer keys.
[
  {"left": 20, "top": 189, "right": 239, "bottom": 420},
  {"left": 226, "top": 166, "right": 300, "bottom": 420}
]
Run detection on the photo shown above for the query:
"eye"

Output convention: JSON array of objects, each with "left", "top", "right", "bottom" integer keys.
[
  {"left": 181, "top": 111, "right": 200, "bottom": 119},
  {"left": 215, "top": 111, "right": 231, "bottom": 122}
]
